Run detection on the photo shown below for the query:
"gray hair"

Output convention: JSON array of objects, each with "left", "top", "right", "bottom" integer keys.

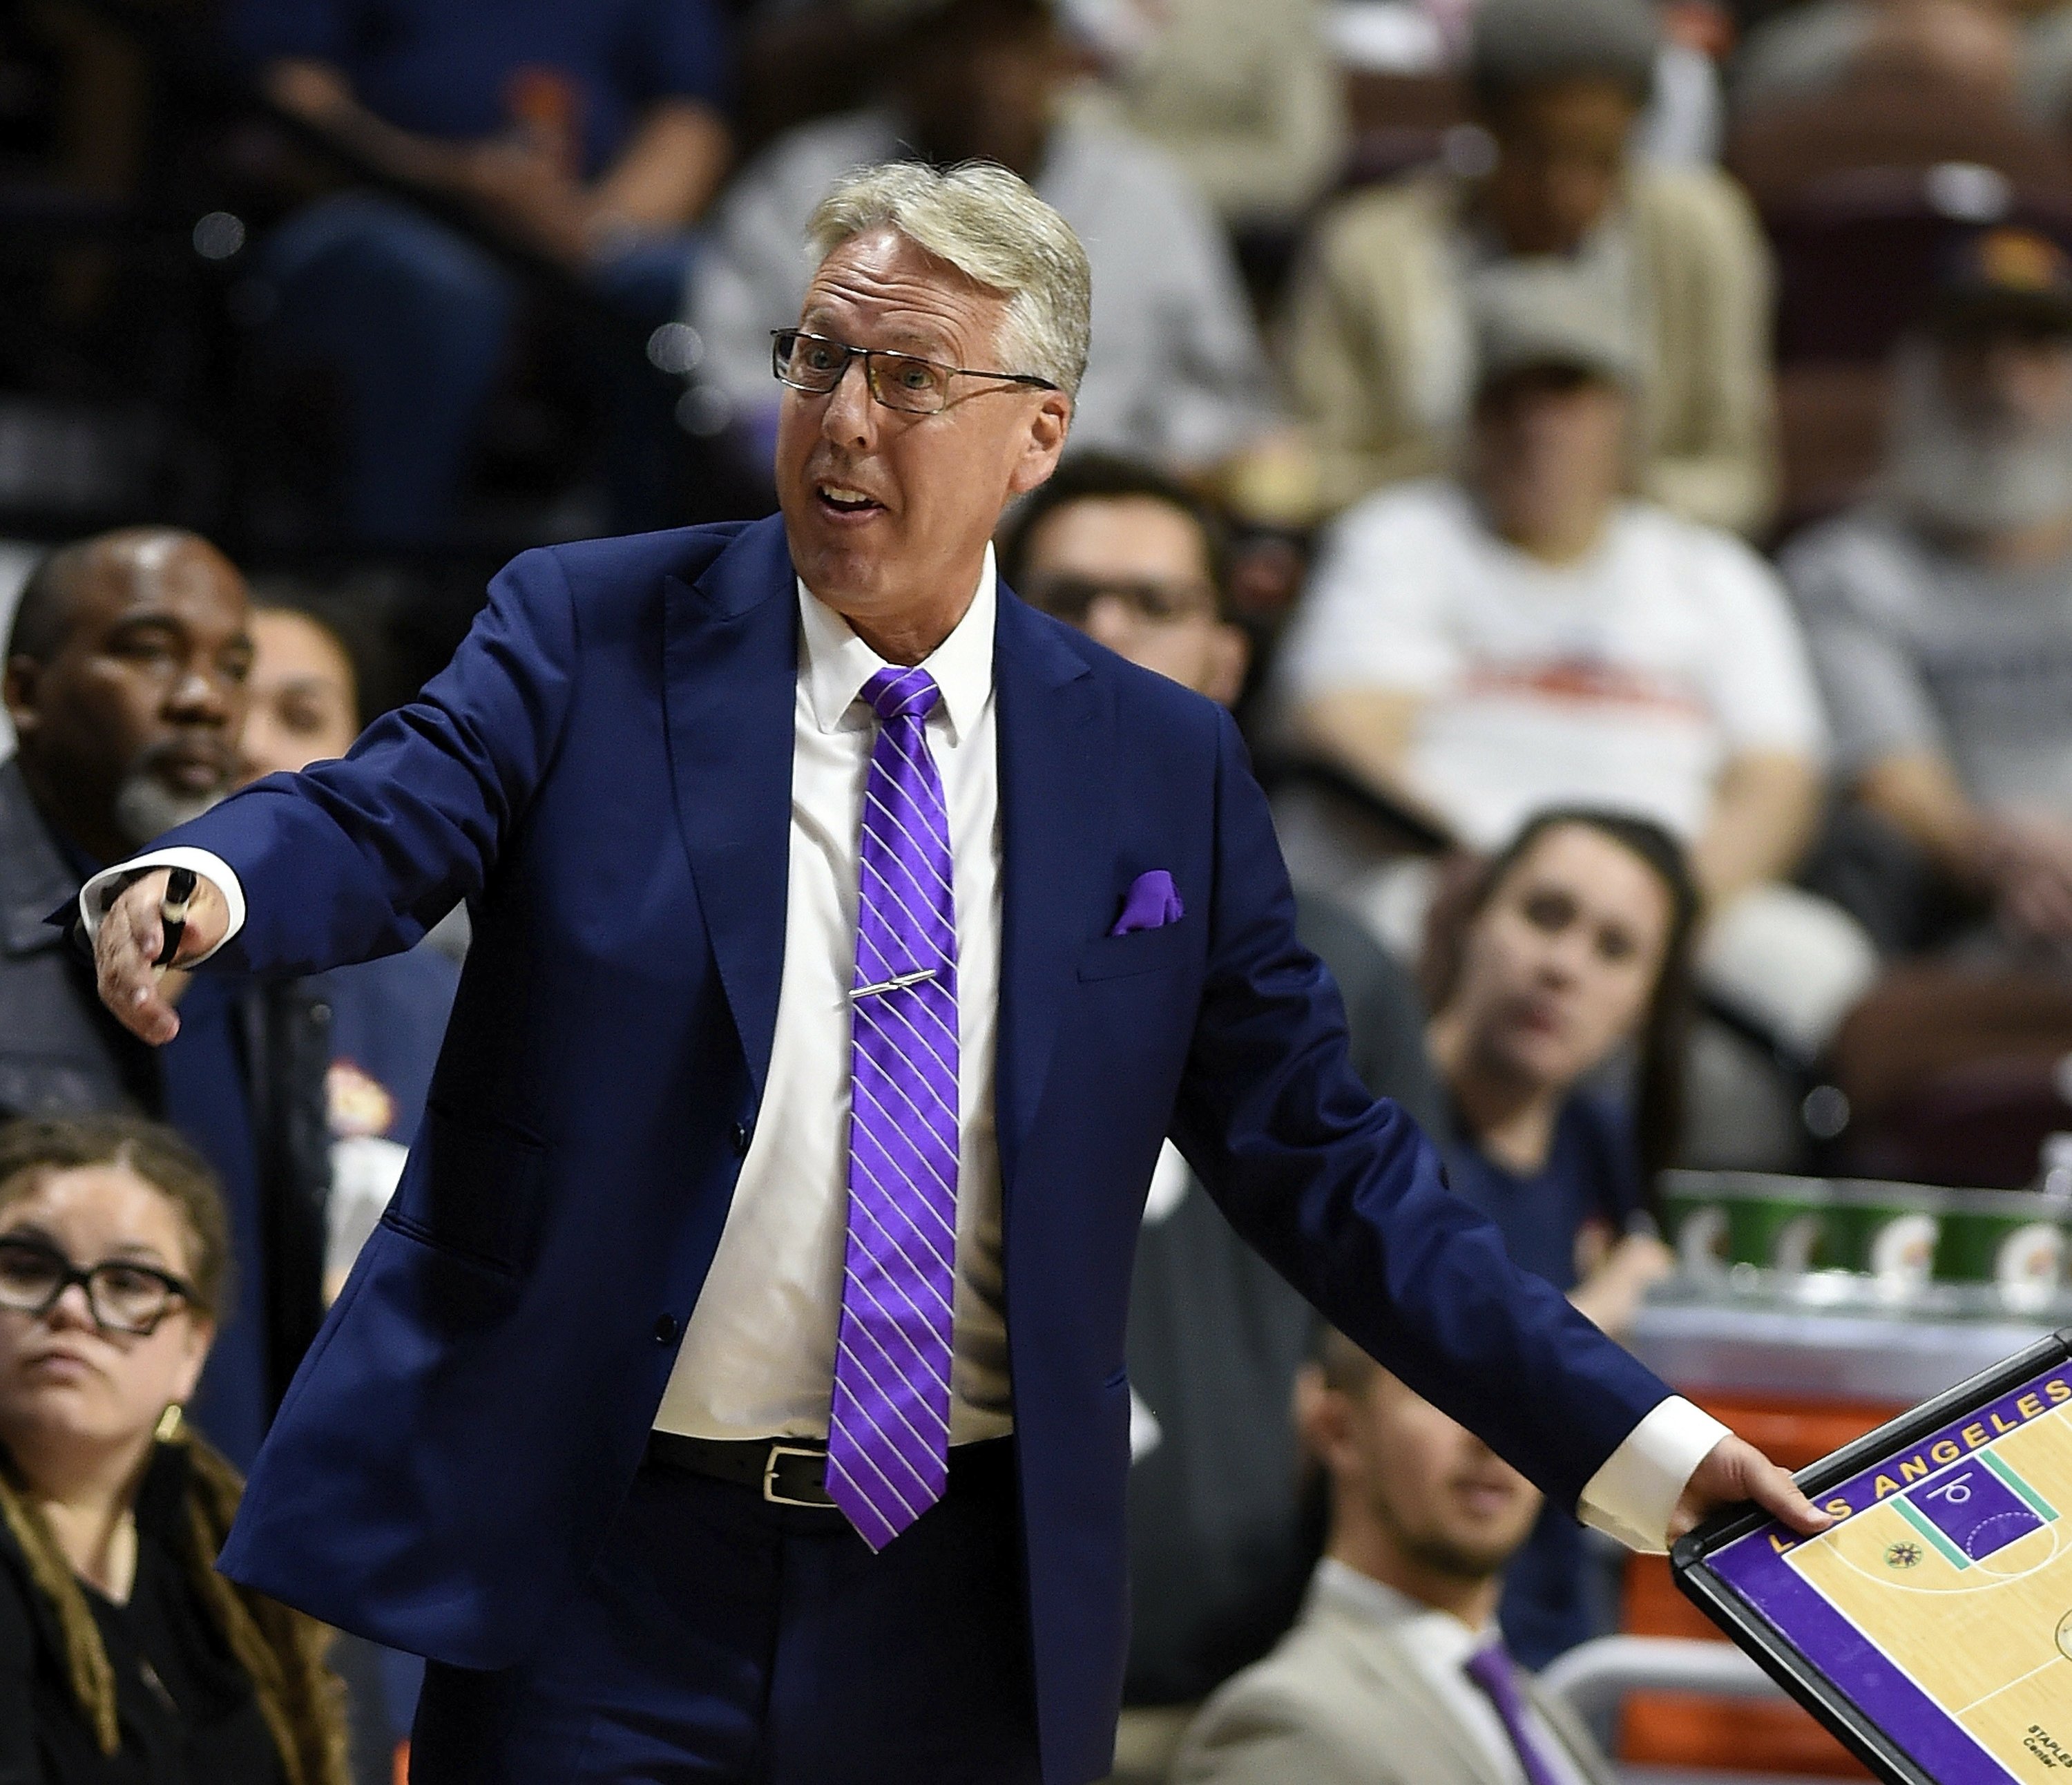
[
  {"left": 805, "top": 160, "right": 1091, "bottom": 398},
  {"left": 1468, "top": 0, "right": 1658, "bottom": 111}
]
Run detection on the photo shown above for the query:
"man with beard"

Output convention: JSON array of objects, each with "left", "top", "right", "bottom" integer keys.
[
  {"left": 0, "top": 529, "right": 331, "bottom": 1471},
  {"left": 1171, "top": 1333, "right": 1615, "bottom": 1785},
  {"left": 1785, "top": 228, "right": 2072, "bottom": 952}
]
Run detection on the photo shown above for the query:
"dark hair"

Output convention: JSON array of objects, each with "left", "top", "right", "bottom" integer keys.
[
  {"left": 997, "top": 451, "right": 1231, "bottom": 607},
  {"left": 0, "top": 1114, "right": 347, "bottom": 1784},
  {"left": 250, "top": 587, "right": 385, "bottom": 730},
  {"left": 1426, "top": 808, "right": 1699, "bottom": 1190},
  {"left": 1468, "top": 0, "right": 1658, "bottom": 114},
  {"left": 0, "top": 1113, "right": 231, "bottom": 1315}
]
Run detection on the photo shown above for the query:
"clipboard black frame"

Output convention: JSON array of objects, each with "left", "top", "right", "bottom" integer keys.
[{"left": 1672, "top": 1326, "right": 2072, "bottom": 1785}]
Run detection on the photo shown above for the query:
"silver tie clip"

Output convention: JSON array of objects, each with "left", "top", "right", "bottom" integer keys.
[{"left": 852, "top": 967, "right": 937, "bottom": 1000}]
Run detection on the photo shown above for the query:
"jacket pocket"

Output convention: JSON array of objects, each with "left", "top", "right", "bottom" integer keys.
[
  {"left": 1076, "top": 919, "right": 1193, "bottom": 982},
  {"left": 378, "top": 1103, "right": 545, "bottom": 1277}
]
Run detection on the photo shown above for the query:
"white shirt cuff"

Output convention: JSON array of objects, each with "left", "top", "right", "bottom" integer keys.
[
  {"left": 77, "top": 848, "right": 247, "bottom": 964},
  {"left": 1577, "top": 1395, "right": 1732, "bottom": 1554}
]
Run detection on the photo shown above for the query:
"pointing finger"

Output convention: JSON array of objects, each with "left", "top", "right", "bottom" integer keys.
[
  {"left": 95, "top": 879, "right": 182, "bottom": 1044},
  {"left": 1754, "top": 1460, "right": 1832, "bottom": 1537}
]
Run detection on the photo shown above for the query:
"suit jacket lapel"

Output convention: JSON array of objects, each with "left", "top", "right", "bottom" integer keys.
[
  {"left": 1320, "top": 1587, "right": 1613, "bottom": 1785},
  {"left": 992, "top": 588, "right": 1104, "bottom": 1202},
  {"left": 1307, "top": 1589, "right": 1513, "bottom": 1785},
  {"left": 1529, "top": 1679, "right": 1619, "bottom": 1785},
  {"left": 661, "top": 515, "right": 798, "bottom": 1102}
]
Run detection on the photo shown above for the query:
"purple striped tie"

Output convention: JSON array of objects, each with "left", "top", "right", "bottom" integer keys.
[{"left": 827, "top": 665, "right": 959, "bottom": 1549}]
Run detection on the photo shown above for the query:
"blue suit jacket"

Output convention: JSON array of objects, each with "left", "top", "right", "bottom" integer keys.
[{"left": 187, "top": 516, "right": 1669, "bottom": 1783}]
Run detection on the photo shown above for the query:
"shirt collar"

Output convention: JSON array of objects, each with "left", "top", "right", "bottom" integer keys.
[
  {"left": 1313, "top": 1558, "right": 1494, "bottom": 1665},
  {"left": 797, "top": 545, "right": 997, "bottom": 745}
]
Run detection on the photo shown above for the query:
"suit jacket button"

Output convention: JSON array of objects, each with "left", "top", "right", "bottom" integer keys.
[
  {"left": 653, "top": 1315, "right": 679, "bottom": 1345},
  {"left": 731, "top": 1121, "right": 751, "bottom": 1156}
]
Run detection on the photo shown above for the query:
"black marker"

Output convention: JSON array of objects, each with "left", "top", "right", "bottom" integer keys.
[{"left": 154, "top": 868, "right": 197, "bottom": 969}]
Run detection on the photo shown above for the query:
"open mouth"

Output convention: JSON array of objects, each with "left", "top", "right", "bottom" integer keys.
[{"left": 815, "top": 481, "right": 884, "bottom": 519}]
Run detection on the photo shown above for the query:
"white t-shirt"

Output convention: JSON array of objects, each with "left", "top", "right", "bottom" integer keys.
[{"left": 1276, "top": 480, "right": 1828, "bottom": 848}]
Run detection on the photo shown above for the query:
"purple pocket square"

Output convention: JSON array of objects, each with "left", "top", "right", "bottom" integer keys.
[{"left": 1111, "top": 870, "right": 1184, "bottom": 936}]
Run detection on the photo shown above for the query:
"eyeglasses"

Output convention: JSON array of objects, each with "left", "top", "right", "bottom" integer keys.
[
  {"left": 1019, "top": 573, "right": 1222, "bottom": 627},
  {"left": 0, "top": 1236, "right": 195, "bottom": 1337},
  {"left": 771, "top": 329, "right": 1058, "bottom": 415}
]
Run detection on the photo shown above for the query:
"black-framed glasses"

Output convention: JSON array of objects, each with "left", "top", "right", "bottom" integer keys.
[
  {"left": 1020, "top": 573, "right": 1222, "bottom": 627},
  {"left": 771, "top": 328, "right": 1058, "bottom": 415},
  {"left": 0, "top": 1236, "right": 195, "bottom": 1336}
]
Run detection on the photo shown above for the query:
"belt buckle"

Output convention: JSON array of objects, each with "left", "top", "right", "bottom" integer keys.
[{"left": 762, "top": 1443, "right": 831, "bottom": 1507}]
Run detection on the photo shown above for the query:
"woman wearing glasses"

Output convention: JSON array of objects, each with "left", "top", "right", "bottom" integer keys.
[{"left": 0, "top": 1113, "right": 346, "bottom": 1785}]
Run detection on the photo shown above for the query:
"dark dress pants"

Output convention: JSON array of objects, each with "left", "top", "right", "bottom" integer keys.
[{"left": 410, "top": 1440, "right": 1044, "bottom": 1784}]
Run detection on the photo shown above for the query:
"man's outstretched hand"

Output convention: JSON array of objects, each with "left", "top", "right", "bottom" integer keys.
[
  {"left": 1669, "top": 1431, "right": 1834, "bottom": 1545},
  {"left": 93, "top": 869, "right": 230, "bottom": 1045}
]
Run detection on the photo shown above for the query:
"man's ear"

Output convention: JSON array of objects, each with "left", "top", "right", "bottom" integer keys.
[
  {"left": 1008, "top": 391, "right": 1073, "bottom": 497},
  {"left": 1294, "top": 1360, "right": 1350, "bottom": 1469},
  {"left": 3, "top": 655, "right": 41, "bottom": 743}
]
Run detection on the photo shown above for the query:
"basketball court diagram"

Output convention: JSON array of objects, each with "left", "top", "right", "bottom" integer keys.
[{"left": 1741, "top": 1388, "right": 2072, "bottom": 1782}]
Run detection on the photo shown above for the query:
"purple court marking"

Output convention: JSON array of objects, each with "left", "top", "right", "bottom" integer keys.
[
  {"left": 1906, "top": 1464, "right": 2044, "bottom": 1563},
  {"left": 1707, "top": 1358, "right": 2072, "bottom": 1785}
]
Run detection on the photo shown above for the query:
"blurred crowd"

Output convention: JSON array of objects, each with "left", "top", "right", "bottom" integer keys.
[{"left": 12, "top": 0, "right": 2072, "bottom": 1777}]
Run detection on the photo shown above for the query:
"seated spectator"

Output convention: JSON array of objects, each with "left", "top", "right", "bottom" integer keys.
[
  {"left": 689, "top": 0, "right": 1279, "bottom": 478},
  {"left": 229, "top": 0, "right": 733, "bottom": 545},
  {"left": 1787, "top": 227, "right": 2072, "bottom": 955},
  {"left": 1084, "top": 0, "right": 1347, "bottom": 229},
  {"left": 1171, "top": 1332, "right": 1615, "bottom": 1785},
  {"left": 1424, "top": 809, "right": 1688, "bottom": 1664},
  {"left": 0, "top": 531, "right": 328, "bottom": 1473},
  {"left": 239, "top": 600, "right": 457, "bottom": 1303},
  {"left": 1281, "top": 0, "right": 1775, "bottom": 533},
  {"left": 999, "top": 453, "right": 1446, "bottom": 1784},
  {"left": 1004, "top": 454, "right": 1251, "bottom": 705},
  {"left": 1276, "top": 285, "right": 1876, "bottom": 1065},
  {"left": 0, "top": 1111, "right": 347, "bottom": 1784},
  {"left": 240, "top": 602, "right": 367, "bottom": 788},
  {"left": 1780, "top": 226, "right": 2072, "bottom": 1171}
]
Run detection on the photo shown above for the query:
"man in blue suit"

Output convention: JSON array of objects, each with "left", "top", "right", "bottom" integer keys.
[{"left": 86, "top": 161, "right": 1823, "bottom": 1784}]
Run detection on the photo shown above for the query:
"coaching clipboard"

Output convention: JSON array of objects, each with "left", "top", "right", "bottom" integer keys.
[{"left": 1674, "top": 1328, "right": 2072, "bottom": 1785}]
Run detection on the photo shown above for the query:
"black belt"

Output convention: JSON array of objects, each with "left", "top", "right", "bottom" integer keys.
[
  {"left": 647, "top": 1431, "right": 841, "bottom": 1507},
  {"left": 646, "top": 1431, "right": 1013, "bottom": 1509}
]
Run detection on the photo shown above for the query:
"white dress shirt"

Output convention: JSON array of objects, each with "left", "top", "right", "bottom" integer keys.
[
  {"left": 1311, "top": 1562, "right": 1592, "bottom": 1785},
  {"left": 654, "top": 552, "right": 1013, "bottom": 1444},
  {"left": 79, "top": 548, "right": 1729, "bottom": 1532}
]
